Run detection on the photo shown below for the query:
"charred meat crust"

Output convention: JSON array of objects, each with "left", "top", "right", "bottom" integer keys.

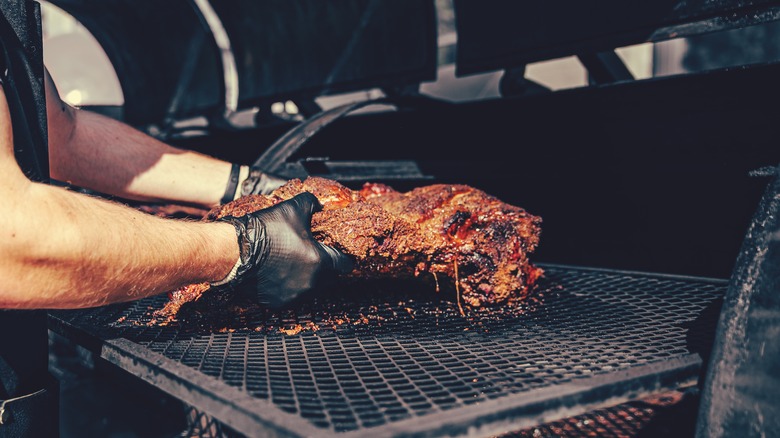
[{"left": 153, "top": 177, "right": 542, "bottom": 324}]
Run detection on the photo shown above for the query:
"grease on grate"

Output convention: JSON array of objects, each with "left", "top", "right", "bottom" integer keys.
[
  {"left": 121, "top": 278, "right": 552, "bottom": 336},
  {"left": 502, "top": 390, "right": 697, "bottom": 438},
  {"left": 67, "top": 267, "right": 723, "bottom": 435}
]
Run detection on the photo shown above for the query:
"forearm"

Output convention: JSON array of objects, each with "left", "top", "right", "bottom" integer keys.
[
  {"left": 0, "top": 183, "right": 238, "bottom": 309},
  {"left": 49, "top": 108, "right": 231, "bottom": 208}
]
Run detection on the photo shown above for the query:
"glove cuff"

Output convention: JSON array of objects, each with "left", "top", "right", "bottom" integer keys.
[
  {"left": 213, "top": 214, "right": 269, "bottom": 289},
  {"left": 240, "top": 169, "right": 285, "bottom": 197},
  {"left": 232, "top": 165, "right": 251, "bottom": 201},
  {"left": 210, "top": 255, "right": 242, "bottom": 287},
  {"left": 220, "top": 163, "right": 241, "bottom": 205}
]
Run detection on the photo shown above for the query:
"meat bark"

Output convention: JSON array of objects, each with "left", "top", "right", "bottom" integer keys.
[{"left": 153, "top": 177, "right": 542, "bottom": 323}]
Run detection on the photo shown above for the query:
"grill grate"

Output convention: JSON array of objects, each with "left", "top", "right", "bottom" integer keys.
[
  {"left": 504, "top": 390, "right": 698, "bottom": 438},
  {"left": 48, "top": 265, "right": 725, "bottom": 437}
]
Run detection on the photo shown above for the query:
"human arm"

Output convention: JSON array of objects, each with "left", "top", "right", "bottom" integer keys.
[
  {"left": 44, "top": 69, "right": 283, "bottom": 209},
  {"left": 2, "top": 84, "right": 348, "bottom": 310},
  {"left": 0, "top": 84, "right": 239, "bottom": 309}
]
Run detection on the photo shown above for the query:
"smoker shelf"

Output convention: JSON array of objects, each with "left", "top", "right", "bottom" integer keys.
[{"left": 47, "top": 265, "right": 725, "bottom": 438}]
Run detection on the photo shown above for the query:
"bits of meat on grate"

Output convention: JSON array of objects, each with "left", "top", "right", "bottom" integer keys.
[{"left": 153, "top": 177, "right": 543, "bottom": 324}]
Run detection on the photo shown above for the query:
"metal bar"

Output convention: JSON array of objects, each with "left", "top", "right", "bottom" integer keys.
[
  {"left": 456, "top": 3, "right": 780, "bottom": 77},
  {"left": 536, "top": 263, "right": 729, "bottom": 285},
  {"left": 578, "top": 51, "right": 635, "bottom": 85},
  {"left": 48, "top": 266, "right": 726, "bottom": 437},
  {"left": 190, "top": 0, "right": 240, "bottom": 121},
  {"left": 499, "top": 66, "right": 551, "bottom": 98},
  {"left": 338, "top": 355, "right": 702, "bottom": 438},
  {"left": 250, "top": 99, "right": 390, "bottom": 175},
  {"left": 100, "top": 338, "right": 323, "bottom": 438},
  {"left": 300, "top": 160, "right": 432, "bottom": 181},
  {"left": 250, "top": 95, "right": 448, "bottom": 177},
  {"left": 695, "top": 164, "right": 780, "bottom": 437},
  {"left": 649, "top": 4, "right": 780, "bottom": 41}
]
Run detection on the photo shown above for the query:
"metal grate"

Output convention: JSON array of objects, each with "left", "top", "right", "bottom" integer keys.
[
  {"left": 48, "top": 265, "right": 725, "bottom": 437},
  {"left": 503, "top": 389, "right": 698, "bottom": 438}
]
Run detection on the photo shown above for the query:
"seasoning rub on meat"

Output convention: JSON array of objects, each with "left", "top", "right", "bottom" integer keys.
[{"left": 154, "top": 177, "right": 543, "bottom": 323}]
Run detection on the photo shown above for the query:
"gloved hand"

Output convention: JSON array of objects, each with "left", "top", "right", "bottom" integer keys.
[
  {"left": 212, "top": 192, "right": 353, "bottom": 308},
  {"left": 240, "top": 168, "right": 287, "bottom": 196}
]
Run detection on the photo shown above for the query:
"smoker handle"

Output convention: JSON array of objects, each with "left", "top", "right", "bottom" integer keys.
[{"left": 250, "top": 95, "right": 449, "bottom": 178}]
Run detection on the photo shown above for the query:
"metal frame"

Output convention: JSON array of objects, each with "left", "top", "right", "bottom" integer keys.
[
  {"left": 249, "top": 95, "right": 448, "bottom": 181},
  {"left": 578, "top": 51, "right": 635, "bottom": 85},
  {"left": 454, "top": 1, "right": 780, "bottom": 85},
  {"left": 95, "top": 339, "right": 703, "bottom": 438},
  {"left": 48, "top": 265, "right": 727, "bottom": 438},
  {"left": 695, "top": 164, "right": 780, "bottom": 437},
  {"left": 189, "top": 0, "right": 240, "bottom": 129}
]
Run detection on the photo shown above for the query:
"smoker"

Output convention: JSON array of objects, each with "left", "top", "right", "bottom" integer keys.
[{"left": 24, "top": 0, "right": 780, "bottom": 436}]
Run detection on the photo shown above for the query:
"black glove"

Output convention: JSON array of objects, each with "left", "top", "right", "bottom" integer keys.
[
  {"left": 241, "top": 168, "right": 287, "bottom": 196},
  {"left": 212, "top": 192, "right": 353, "bottom": 308}
]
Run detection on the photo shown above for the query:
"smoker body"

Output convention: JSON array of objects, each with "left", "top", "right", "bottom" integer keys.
[{"left": 31, "top": 0, "right": 780, "bottom": 436}]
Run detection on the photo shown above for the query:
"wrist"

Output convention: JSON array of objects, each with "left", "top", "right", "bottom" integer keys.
[
  {"left": 208, "top": 221, "right": 242, "bottom": 285},
  {"left": 211, "top": 255, "right": 242, "bottom": 286}
]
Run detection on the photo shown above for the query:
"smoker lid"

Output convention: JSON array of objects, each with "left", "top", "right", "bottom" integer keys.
[
  {"left": 46, "top": 0, "right": 437, "bottom": 126},
  {"left": 454, "top": 0, "right": 780, "bottom": 76},
  {"left": 46, "top": 0, "right": 223, "bottom": 126},
  {"left": 209, "top": 0, "right": 437, "bottom": 108}
]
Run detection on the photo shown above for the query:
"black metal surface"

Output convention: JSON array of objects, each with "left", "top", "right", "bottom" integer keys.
[
  {"left": 0, "top": 0, "right": 48, "bottom": 182},
  {"left": 48, "top": 265, "right": 725, "bottom": 437},
  {"left": 0, "top": 5, "right": 57, "bottom": 431},
  {"left": 250, "top": 95, "right": 446, "bottom": 181},
  {"left": 696, "top": 165, "right": 780, "bottom": 437},
  {"left": 209, "top": 0, "right": 437, "bottom": 108},
  {"left": 577, "top": 52, "right": 634, "bottom": 85},
  {"left": 505, "top": 389, "right": 700, "bottom": 438},
  {"left": 48, "top": 0, "right": 222, "bottom": 126},
  {"left": 454, "top": 0, "right": 780, "bottom": 76}
]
